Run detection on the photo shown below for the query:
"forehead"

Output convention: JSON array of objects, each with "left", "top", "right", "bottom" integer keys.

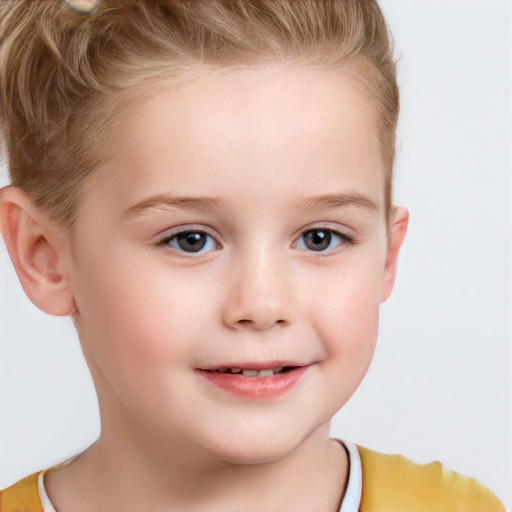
[{"left": 88, "top": 64, "right": 385, "bottom": 216}]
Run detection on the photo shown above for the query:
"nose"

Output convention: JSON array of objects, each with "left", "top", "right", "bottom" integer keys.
[{"left": 223, "top": 247, "right": 293, "bottom": 331}]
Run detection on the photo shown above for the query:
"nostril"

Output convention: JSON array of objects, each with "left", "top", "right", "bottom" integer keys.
[
  {"left": 233, "top": 317, "right": 287, "bottom": 330},
  {"left": 223, "top": 289, "right": 290, "bottom": 330}
]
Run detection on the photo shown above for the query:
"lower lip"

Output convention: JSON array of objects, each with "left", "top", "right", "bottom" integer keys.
[{"left": 196, "top": 367, "right": 309, "bottom": 399}]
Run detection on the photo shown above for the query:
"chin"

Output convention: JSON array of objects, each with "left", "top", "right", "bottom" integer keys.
[
  {"left": 216, "top": 444, "right": 293, "bottom": 466},
  {"left": 200, "top": 422, "right": 313, "bottom": 466}
]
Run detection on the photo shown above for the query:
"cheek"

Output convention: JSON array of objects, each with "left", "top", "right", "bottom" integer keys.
[
  {"left": 71, "top": 255, "right": 201, "bottom": 373},
  {"left": 319, "top": 289, "right": 379, "bottom": 356},
  {"left": 313, "top": 263, "right": 382, "bottom": 370},
  {"left": 71, "top": 264, "right": 201, "bottom": 421}
]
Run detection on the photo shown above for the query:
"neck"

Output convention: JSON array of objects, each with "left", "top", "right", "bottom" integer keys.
[{"left": 45, "top": 420, "right": 348, "bottom": 512}]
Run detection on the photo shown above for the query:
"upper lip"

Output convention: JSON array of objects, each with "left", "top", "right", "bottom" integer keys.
[{"left": 197, "top": 361, "right": 309, "bottom": 371}]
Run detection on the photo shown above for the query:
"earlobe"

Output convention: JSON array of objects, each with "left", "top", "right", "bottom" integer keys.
[
  {"left": 0, "top": 186, "right": 75, "bottom": 316},
  {"left": 381, "top": 206, "right": 409, "bottom": 303}
]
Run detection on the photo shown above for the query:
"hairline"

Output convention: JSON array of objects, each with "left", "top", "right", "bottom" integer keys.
[{"left": 69, "top": 57, "right": 392, "bottom": 235}]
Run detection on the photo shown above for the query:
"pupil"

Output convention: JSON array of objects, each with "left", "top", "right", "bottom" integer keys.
[
  {"left": 305, "top": 229, "right": 330, "bottom": 251},
  {"left": 177, "top": 232, "right": 206, "bottom": 252}
]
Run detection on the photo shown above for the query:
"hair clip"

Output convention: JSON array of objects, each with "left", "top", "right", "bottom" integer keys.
[{"left": 62, "top": 0, "right": 104, "bottom": 16}]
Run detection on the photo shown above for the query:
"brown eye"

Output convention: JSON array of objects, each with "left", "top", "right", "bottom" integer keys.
[
  {"left": 303, "top": 229, "right": 331, "bottom": 251},
  {"left": 295, "top": 228, "right": 349, "bottom": 253},
  {"left": 176, "top": 232, "right": 207, "bottom": 252},
  {"left": 163, "top": 231, "right": 217, "bottom": 254}
]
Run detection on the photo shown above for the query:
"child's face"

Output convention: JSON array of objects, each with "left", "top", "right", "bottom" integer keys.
[{"left": 65, "top": 65, "right": 404, "bottom": 463}]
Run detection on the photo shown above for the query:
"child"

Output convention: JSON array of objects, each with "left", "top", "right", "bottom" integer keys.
[{"left": 0, "top": 0, "right": 505, "bottom": 510}]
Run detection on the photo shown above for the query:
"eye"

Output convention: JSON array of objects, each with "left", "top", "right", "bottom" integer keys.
[
  {"left": 160, "top": 230, "right": 218, "bottom": 254},
  {"left": 294, "top": 228, "right": 350, "bottom": 253}
]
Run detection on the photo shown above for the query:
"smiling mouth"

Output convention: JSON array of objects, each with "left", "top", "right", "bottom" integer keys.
[
  {"left": 196, "top": 364, "right": 308, "bottom": 399},
  {"left": 210, "top": 367, "right": 295, "bottom": 377}
]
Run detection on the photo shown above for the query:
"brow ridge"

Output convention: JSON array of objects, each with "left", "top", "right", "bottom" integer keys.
[
  {"left": 288, "top": 192, "right": 378, "bottom": 215},
  {"left": 126, "top": 194, "right": 222, "bottom": 215},
  {"left": 126, "top": 191, "right": 378, "bottom": 217}
]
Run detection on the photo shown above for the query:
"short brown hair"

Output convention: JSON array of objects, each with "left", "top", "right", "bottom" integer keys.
[{"left": 0, "top": 0, "right": 398, "bottom": 227}]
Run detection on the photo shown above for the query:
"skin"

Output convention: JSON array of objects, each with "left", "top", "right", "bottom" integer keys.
[{"left": 0, "top": 64, "right": 408, "bottom": 511}]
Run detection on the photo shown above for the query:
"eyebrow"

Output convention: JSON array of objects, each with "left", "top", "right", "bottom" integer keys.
[
  {"left": 125, "top": 194, "right": 223, "bottom": 216},
  {"left": 125, "top": 191, "right": 378, "bottom": 217},
  {"left": 287, "top": 193, "right": 379, "bottom": 215}
]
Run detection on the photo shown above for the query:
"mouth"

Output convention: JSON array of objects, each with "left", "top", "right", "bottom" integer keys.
[
  {"left": 208, "top": 366, "right": 295, "bottom": 378},
  {"left": 196, "top": 364, "right": 309, "bottom": 399}
]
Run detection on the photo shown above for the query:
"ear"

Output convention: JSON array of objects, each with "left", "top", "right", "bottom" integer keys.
[
  {"left": 381, "top": 206, "right": 409, "bottom": 303},
  {"left": 0, "top": 186, "right": 75, "bottom": 316}
]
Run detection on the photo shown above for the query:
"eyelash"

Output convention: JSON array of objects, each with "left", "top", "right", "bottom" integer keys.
[
  {"left": 294, "top": 227, "right": 354, "bottom": 253},
  {"left": 157, "top": 228, "right": 219, "bottom": 255},
  {"left": 156, "top": 226, "right": 354, "bottom": 255}
]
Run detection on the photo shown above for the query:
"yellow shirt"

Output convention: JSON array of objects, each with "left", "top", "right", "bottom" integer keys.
[
  {"left": 358, "top": 446, "right": 504, "bottom": 512},
  {"left": 0, "top": 445, "right": 505, "bottom": 512}
]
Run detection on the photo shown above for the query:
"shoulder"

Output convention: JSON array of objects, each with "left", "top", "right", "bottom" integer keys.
[
  {"left": 0, "top": 472, "right": 43, "bottom": 512},
  {"left": 357, "top": 445, "right": 505, "bottom": 512}
]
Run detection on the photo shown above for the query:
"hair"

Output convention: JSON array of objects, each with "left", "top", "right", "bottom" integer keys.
[{"left": 0, "top": 0, "right": 399, "bottom": 227}]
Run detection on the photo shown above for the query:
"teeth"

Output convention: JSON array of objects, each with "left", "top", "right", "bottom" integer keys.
[
  {"left": 214, "top": 367, "right": 286, "bottom": 377},
  {"left": 241, "top": 368, "right": 284, "bottom": 377},
  {"left": 241, "top": 370, "right": 259, "bottom": 377}
]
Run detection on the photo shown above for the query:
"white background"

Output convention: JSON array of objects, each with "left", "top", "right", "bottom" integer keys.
[{"left": 0, "top": 0, "right": 510, "bottom": 507}]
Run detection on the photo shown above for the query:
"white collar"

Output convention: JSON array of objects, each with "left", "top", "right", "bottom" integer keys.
[
  {"left": 38, "top": 468, "right": 58, "bottom": 512},
  {"left": 338, "top": 440, "right": 363, "bottom": 512}
]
